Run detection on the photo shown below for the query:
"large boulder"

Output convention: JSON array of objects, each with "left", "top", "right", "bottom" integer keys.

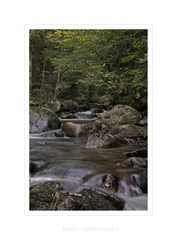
[
  {"left": 99, "top": 105, "right": 142, "bottom": 127},
  {"left": 86, "top": 133, "right": 127, "bottom": 149},
  {"left": 62, "top": 122, "right": 83, "bottom": 137},
  {"left": 45, "top": 100, "right": 61, "bottom": 113},
  {"left": 30, "top": 110, "right": 61, "bottom": 133},
  {"left": 30, "top": 182, "right": 125, "bottom": 210},
  {"left": 110, "top": 124, "right": 147, "bottom": 138},
  {"left": 62, "top": 121, "right": 102, "bottom": 138},
  {"left": 62, "top": 100, "right": 78, "bottom": 112}
]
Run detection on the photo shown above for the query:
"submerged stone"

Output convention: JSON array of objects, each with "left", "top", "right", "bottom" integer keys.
[
  {"left": 117, "top": 157, "right": 147, "bottom": 169},
  {"left": 126, "top": 148, "right": 147, "bottom": 158}
]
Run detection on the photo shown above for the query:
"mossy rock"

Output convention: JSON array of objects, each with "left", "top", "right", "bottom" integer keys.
[
  {"left": 30, "top": 182, "right": 125, "bottom": 210},
  {"left": 110, "top": 124, "right": 147, "bottom": 138},
  {"left": 99, "top": 104, "right": 142, "bottom": 126}
]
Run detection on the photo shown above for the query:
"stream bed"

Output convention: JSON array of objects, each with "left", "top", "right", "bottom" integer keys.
[{"left": 30, "top": 135, "right": 147, "bottom": 210}]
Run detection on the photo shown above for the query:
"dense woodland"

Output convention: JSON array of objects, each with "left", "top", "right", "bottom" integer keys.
[{"left": 30, "top": 29, "right": 147, "bottom": 111}]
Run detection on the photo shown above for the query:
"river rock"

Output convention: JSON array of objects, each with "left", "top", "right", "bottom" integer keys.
[
  {"left": 62, "top": 100, "right": 78, "bottom": 112},
  {"left": 84, "top": 120, "right": 103, "bottom": 134},
  {"left": 110, "top": 124, "right": 147, "bottom": 138},
  {"left": 117, "top": 157, "right": 147, "bottom": 168},
  {"left": 30, "top": 182, "right": 63, "bottom": 210},
  {"left": 45, "top": 100, "right": 61, "bottom": 113},
  {"left": 126, "top": 148, "right": 147, "bottom": 158},
  {"left": 58, "top": 189, "right": 124, "bottom": 210},
  {"left": 62, "top": 121, "right": 102, "bottom": 138},
  {"left": 30, "top": 162, "right": 38, "bottom": 174},
  {"left": 134, "top": 170, "right": 147, "bottom": 193},
  {"left": 99, "top": 105, "right": 142, "bottom": 127},
  {"left": 102, "top": 174, "right": 119, "bottom": 192},
  {"left": 86, "top": 133, "right": 127, "bottom": 149},
  {"left": 30, "top": 183, "right": 125, "bottom": 210},
  {"left": 37, "top": 129, "right": 65, "bottom": 138},
  {"left": 30, "top": 160, "right": 46, "bottom": 174},
  {"left": 62, "top": 122, "right": 83, "bottom": 137},
  {"left": 30, "top": 110, "right": 61, "bottom": 133}
]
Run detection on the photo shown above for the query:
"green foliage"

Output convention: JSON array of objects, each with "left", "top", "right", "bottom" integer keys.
[{"left": 30, "top": 29, "right": 147, "bottom": 110}]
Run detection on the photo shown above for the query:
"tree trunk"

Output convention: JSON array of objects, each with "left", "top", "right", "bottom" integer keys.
[
  {"left": 40, "top": 61, "right": 46, "bottom": 98},
  {"left": 29, "top": 52, "right": 32, "bottom": 93},
  {"left": 54, "top": 70, "right": 60, "bottom": 99}
]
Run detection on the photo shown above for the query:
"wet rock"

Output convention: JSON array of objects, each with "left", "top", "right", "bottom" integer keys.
[
  {"left": 30, "top": 183, "right": 125, "bottom": 210},
  {"left": 91, "top": 107, "right": 104, "bottom": 114},
  {"left": 62, "top": 122, "right": 83, "bottom": 137},
  {"left": 110, "top": 124, "right": 147, "bottom": 138},
  {"left": 99, "top": 105, "right": 142, "bottom": 127},
  {"left": 30, "top": 161, "right": 45, "bottom": 174},
  {"left": 30, "top": 110, "right": 61, "bottom": 133},
  {"left": 134, "top": 170, "right": 147, "bottom": 193},
  {"left": 86, "top": 133, "right": 127, "bottom": 149},
  {"left": 62, "top": 121, "right": 101, "bottom": 138},
  {"left": 30, "top": 162, "right": 38, "bottom": 174},
  {"left": 126, "top": 148, "right": 147, "bottom": 158},
  {"left": 38, "top": 129, "right": 64, "bottom": 138},
  {"left": 117, "top": 157, "right": 147, "bottom": 168},
  {"left": 90, "top": 108, "right": 104, "bottom": 117},
  {"left": 102, "top": 174, "right": 119, "bottom": 192}
]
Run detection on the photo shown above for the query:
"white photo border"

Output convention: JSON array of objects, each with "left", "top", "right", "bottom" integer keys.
[{"left": 24, "top": 24, "right": 153, "bottom": 216}]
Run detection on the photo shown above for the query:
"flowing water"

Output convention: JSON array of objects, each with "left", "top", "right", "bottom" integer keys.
[{"left": 30, "top": 135, "right": 147, "bottom": 210}]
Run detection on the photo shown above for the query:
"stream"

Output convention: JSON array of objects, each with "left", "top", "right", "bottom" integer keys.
[{"left": 30, "top": 135, "right": 147, "bottom": 210}]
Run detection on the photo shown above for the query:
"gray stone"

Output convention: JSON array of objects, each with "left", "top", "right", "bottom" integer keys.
[
  {"left": 30, "top": 110, "right": 61, "bottom": 133},
  {"left": 86, "top": 133, "right": 127, "bottom": 149},
  {"left": 99, "top": 105, "right": 142, "bottom": 127}
]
